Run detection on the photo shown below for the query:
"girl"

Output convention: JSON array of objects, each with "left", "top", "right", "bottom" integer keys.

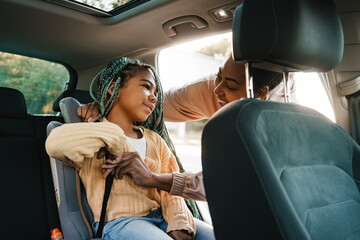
[
  {"left": 79, "top": 56, "right": 288, "bottom": 202},
  {"left": 46, "top": 58, "right": 213, "bottom": 240}
]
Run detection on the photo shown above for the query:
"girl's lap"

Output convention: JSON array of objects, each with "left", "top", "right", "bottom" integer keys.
[{"left": 104, "top": 219, "right": 172, "bottom": 240}]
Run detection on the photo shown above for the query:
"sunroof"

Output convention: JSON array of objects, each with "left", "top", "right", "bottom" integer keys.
[{"left": 72, "top": 0, "right": 135, "bottom": 12}]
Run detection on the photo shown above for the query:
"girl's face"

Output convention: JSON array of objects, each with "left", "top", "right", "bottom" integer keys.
[
  {"left": 213, "top": 57, "right": 248, "bottom": 107},
  {"left": 109, "top": 69, "right": 157, "bottom": 122}
]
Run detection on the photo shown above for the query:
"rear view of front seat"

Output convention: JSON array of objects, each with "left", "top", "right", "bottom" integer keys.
[{"left": 201, "top": 0, "right": 360, "bottom": 239}]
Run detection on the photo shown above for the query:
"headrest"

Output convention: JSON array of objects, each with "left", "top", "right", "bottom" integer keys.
[
  {"left": 0, "top": 87, "right": 27, "bottom": 118},
  {"left": 53, "top": 89, "right": 94, "bottom": 112},
  {"left": 232, "top": 0, "right": 344, "bottom": 72}
]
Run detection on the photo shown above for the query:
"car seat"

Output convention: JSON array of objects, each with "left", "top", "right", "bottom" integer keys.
[
  {"left": 47, "top": 96, "right": 102, "bottom": 239},
  {"left": 201, "top": 0, "right": 360, "bottom": 239}
]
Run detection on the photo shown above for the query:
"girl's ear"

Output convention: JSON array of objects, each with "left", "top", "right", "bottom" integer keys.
[
  {"left": 107, "top": 82, "right": 116, "bottom": 96},
  {"left": 255, "top": 86, "right": 269, "bottom": 100}
]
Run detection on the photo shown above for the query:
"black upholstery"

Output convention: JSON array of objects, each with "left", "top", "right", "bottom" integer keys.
[
  {"left": 0, "top": 87, "right": 27, "bottom": 117},
  {"left": 202, "top": 0, "right": 352, "bottom": 239},
  {"left": 0, "top": 87, "right": 62, "bottom": 239},
  {"left": 232, "top": 0, "right": 343, "bottom": 72},
  {"left": 53, "top": 89, "right": 93, "bottom": 112},
  {"left": 202, "top": 99, "right": 360, "bottom": 240}
]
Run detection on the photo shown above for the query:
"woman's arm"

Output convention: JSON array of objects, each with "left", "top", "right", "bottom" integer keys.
[
  {"left": 170, "top": 172, "right": 206, "bottom": 201},
  {"left": 163, "top": 73, "right": 220, "bottom": 122},
  {"left": 46, "top": 121, "right": 126, "bottom": 169},
  {"left": 158, "top": 137, "right": 196, "bottom": 237},
  {"left": 78, "top": 73, "right": 220, "bottom": 123},
  {"left": 106, "top": 152, "right": 206, "bottom": 201}
]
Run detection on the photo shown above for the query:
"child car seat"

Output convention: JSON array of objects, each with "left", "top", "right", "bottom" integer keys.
[{"left": 47, "top": 97, "right": 102, "bottom": 239}]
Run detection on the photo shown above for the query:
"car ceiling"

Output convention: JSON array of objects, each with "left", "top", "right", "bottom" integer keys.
[
  {"left": 0, "top": 0, "right": 240, "bottom": 71},
  {"left": 1, "top": 0, "right": 359, "bottom": 71}
]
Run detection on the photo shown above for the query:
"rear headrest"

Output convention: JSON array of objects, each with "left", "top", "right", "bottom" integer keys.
[
  {"left": 53, "top": 89, "right": 94, "bottom": 112},
  {"left": 232, "top": 0, "right": 344, "bottom": 72},
  {"left": 0, "top": 87, "right": 27, "bottom": 118}
]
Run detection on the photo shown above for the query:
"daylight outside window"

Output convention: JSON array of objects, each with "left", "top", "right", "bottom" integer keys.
[
  {"left": 72, "top": 0, "right": 134, "bottom": 12},
  {"left": 158, "top": 32, "right": 232, "bottom": 173},
  {"left": 0, "top": 51, "right": 69, "bottom": 114},
  {"left": 158, "top": 32, "right": 335, "bottom": 173}
]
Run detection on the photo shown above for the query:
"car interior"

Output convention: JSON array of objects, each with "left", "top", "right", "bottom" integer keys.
[{"left": 0, "top": 0, "right": 360, "bottom": 239}]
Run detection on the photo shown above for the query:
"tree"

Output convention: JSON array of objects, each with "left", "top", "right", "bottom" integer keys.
[
  {"left": 195, "top": 38, "right": 231, "bottom": 58},
  {"left": 0, "top": 52, "right": 68, "bottom": 114}
]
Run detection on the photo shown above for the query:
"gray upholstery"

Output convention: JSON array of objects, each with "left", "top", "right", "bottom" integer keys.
[
  {"left": 232, "top": 0, "right": 343, "bottom": 72},
  {"left": 202, "top": 99, "right": 360, "bottom": 240},
  {"left": 47, "top": 96, "right": 102, "bottom": 239},
  {"left": 53, "top": 89, "right": 93, "bottom": 112}
]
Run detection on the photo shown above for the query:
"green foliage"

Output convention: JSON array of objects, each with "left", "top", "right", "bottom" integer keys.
[
  {"left": 76, "top": 0, "right": 132, "bottom": 11},
  {"left": 0, "top": 52, "right": 69, "bottom": 114},
  {"left": 195, "top": 38, "right": 231, "bottom": 58}
]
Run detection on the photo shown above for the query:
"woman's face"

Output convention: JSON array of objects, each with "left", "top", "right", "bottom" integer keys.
[{"left": 213, "top": 57, "right": 247, "bottom": 107}]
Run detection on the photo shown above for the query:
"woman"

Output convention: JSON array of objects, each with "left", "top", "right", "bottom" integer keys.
[{"left": 79, "top": 56, "right": 295, "bottom": 201}]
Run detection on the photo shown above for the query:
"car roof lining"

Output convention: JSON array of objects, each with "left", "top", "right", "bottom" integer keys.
[{"left": 0, "top": 0, "right": 238, "bottom": 71}]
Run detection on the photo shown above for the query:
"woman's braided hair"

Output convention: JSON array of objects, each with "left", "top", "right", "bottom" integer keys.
[{"left": 89, "top": 57, "right": 184, "bottom": 172}]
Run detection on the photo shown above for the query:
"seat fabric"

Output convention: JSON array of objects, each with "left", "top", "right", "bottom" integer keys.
[
  {"left": 202, "top": 99, "right": 360, "bottom": 240},
  {"left": 47, "top": 96, "right": 98, "bottom": 240},
  {"left": 0, "top": 87, "right": 62, "bottom": 239}
]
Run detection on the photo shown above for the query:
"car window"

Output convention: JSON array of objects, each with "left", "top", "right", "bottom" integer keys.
[
  {"left": 294, "top": 72, "right": 335, "bottom": 122},
  {"left": 72, "top": 0, "right": 134, "bottom": 12},
  {"left": 158, "top": 32, "right": 232, "bottom": 172},
  {"left": 158, "top": 32, "right": 335, "bottom": 172},
  {"left": 0, "top": 51, "right": 69, "bottom": 114}
]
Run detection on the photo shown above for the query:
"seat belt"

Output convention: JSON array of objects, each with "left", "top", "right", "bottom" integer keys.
[
  {"left": 347, "top": 92, "right": 360, "bottom": 191},
  {"left": 95, "top": 174, "right": 114, "bottom": 238},
  {"left": 347, "top": 92, "right": 360, "bottom": 145}
]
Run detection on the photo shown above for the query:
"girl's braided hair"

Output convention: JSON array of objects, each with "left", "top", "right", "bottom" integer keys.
[{"left": 89, "top": 57, "right": 184, "bottom": 171}]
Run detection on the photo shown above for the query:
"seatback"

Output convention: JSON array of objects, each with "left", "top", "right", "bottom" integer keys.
[
  {"left": 47, "top": 94, "right": 98, "bottom": 240},
  {"left": 0, "top": 87, "right": 61, "bottom": 239},
  {"left": 203, "top": 99, "right": 360, "bottom": 239},
  {"left": 201, "top": 0, "right": 354, "bottom": 239}
]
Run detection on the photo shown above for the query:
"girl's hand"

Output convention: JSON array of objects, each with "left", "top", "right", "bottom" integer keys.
[
  {"left": 77, "top": 101, "right": 102, "bottom": 122},
  {"left": 168, "top": 230, "right": 193, "bottom": 240}
]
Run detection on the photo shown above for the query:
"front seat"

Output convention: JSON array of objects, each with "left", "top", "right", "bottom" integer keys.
[{"left": 201, "top": 0, "right": 360, "bottom": 240}]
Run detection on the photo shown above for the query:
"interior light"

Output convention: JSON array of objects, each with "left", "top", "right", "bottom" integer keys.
[
  {"left": 216, "top": 9, "right": 228, "bottom": 18},
  {"left": 209, "top": 1, "right": 242, "bottom": 23}
]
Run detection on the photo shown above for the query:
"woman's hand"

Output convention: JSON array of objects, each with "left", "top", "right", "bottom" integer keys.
[
  {"left": 97, "top": 147, "right": 123, "bottom": 179},
  {"left": 77, "top": 101, "right": 102, "bottom": 122},
  {"left": 102, "top": 152, "right": 155, "bottom": 186},
  {"left": 168, "top": 230, "right": 193, "bottom": 240},
  {"left": 100, "top": 151, "right": 174, "bottom": 192}
]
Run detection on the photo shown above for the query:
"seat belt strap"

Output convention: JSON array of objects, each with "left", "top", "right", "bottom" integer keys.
[
  {"left": 347, "top": 92, "right": 360, "bottom": 191},
  {"left": 347, "top": 92, "right": 360, "bottom": 145},
  {"left": 95, "top": 174, "right": 114, "bottom": 238}
]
